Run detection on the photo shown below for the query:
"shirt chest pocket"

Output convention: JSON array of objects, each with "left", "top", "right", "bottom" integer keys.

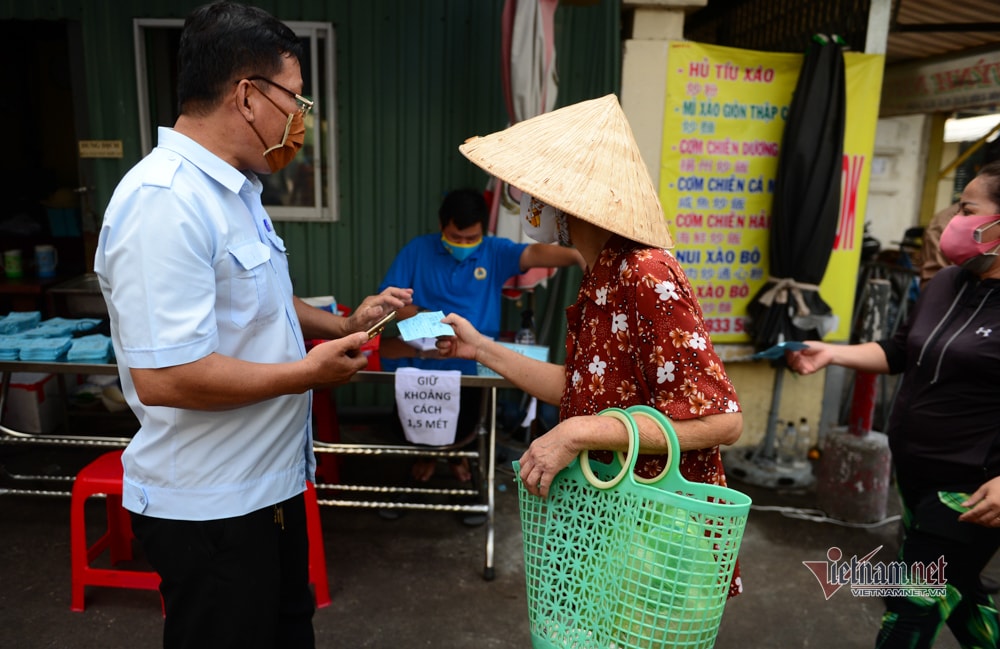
[{"left": 226, "top": 240, "right": 280, "bottom": 329}]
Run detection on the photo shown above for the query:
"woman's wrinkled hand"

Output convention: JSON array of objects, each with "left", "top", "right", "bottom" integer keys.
[
  {"left": 435, "top": 312, "right": 489, "bottom": 361},
  {"left": 517, "top": 425, "right": 581, "bottom": 498}
]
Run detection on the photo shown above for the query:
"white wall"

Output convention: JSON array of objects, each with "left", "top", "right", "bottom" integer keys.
[
  {"left": 937, "top": 140, "right": 962, "bottom": 213},
  {"left": 865, "top": 114, "right": 929, "bottom": 248}
]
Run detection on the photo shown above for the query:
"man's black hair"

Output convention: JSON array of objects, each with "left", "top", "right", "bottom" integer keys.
[
  {"left": 439, "top": 189, "right": 489, "bottom": 231},
  {"left": 177, "top": 1, "right": 304, "bottom": 115}
]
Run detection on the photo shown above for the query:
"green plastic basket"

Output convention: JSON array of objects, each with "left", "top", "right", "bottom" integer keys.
[{"left": 514, "top": 406, "right": 752, "bottom": 649}]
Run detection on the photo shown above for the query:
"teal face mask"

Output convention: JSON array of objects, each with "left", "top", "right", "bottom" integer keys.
[{"left": 441, "top": 235, "right": 482, "bottom": 262}]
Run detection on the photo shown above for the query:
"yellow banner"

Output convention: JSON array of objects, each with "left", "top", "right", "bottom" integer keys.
[{"left": 661, "top": 42, "right": 884, "bottom": 343}]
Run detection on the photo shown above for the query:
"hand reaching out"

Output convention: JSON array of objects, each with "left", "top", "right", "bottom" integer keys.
[
  {"left": 349, "top": 287, "right": 413, "bottom": 334},
  {"left": 959, "top": 477, "right": 1000, "bottom": 528},
  {"left": 785, "top": 341, "right": 834, "bottom": 375},
  {"left": 435, "top": 312, "right": 490, "bottom": 361}
]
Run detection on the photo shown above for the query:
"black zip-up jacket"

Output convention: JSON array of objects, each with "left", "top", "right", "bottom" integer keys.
[{"left": 878, "top": 265, "right": 1000, "bottom": 492}]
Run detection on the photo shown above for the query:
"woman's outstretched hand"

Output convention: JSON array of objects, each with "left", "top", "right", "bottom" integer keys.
[
  {"left": 785, "top": 341, "right": 833, "bottom": 375},
  {"left": 435, "top": 312, "right": 490, "bottom": 361},
  {"left": 959, "top": 477, "right": 1000, "bottom": 527}
]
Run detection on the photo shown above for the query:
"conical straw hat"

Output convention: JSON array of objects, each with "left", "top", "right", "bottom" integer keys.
[{"left": 459, "top": 94, "right": 673, "bottom": 249}]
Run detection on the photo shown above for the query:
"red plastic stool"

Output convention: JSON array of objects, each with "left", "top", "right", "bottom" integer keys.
[
  {"left": 312, "top": 387, "right": 343, "bottom": 484},
  {"left": 70, "top": 450, "right": 161, "bottom": 612},
  {"left": 305, "top": 480, "right": 332, "bottom": 608},
  {"left": 70, "top": 451, "right": 331, "bottom": 611},
  {"left": 309, "top": 332, "right": 382, "bottom": 484},
  {"left": 304, "top": 302, "right": 382, "bottom": 485}
]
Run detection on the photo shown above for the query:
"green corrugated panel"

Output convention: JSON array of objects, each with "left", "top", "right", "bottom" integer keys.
[
  {"left": 2, "top": 0, "right": 619, "bottom": 408},
  {"left": 0, "top": 0, "right": 81, "bottom": 19},
  {"left": 282, "top": 0, "right": 619, "bottom": 306}
]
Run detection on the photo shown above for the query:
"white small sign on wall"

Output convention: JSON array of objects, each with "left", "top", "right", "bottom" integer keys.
[{"left": 394, "top": 367, "right": 461, "bottom": 446}]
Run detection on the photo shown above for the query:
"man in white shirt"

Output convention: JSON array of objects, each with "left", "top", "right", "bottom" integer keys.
[{"left": 95, "top": 3, "right": 411, "bottom": 647}]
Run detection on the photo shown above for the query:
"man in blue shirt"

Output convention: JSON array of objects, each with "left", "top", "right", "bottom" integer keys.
[
  {"left": 94, "top": 3, "right": 411, "bottom": 647},
  {"left": 379, "top": 189, "right": 582, "bottom": 483}
]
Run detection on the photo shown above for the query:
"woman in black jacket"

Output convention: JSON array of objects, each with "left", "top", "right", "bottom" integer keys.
[{"left": 788, "top": 160, "right": 1000, "bottom": 649}]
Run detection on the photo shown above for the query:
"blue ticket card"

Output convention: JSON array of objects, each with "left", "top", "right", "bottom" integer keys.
[
  {"left": 752, "top": 340, "right": 809, "bottom": 360},
  {"left": 396, "top": 311, "right": 454, "bottom": 341}
]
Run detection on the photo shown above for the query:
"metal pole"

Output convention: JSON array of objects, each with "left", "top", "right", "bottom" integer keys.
[{"left": 754, "top": 365, "right": 784, "bottom": 463}]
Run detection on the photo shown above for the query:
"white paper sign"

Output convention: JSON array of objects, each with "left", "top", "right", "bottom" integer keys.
[{"left": 394, "top": 367, "right": 461, "bottom": 446}]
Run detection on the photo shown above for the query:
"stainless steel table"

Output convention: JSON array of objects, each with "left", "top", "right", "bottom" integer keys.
[
  {"left": 0, "top": 360, "right": 511, "bottom": 580},
  {"left": 0, "top": 360, "right": 127, "bottom": 446},
  {"left": 334, "top": 369, "right": 510, "bottom": 580},
  {"left": 0, "top": 361, "right": 130, "bottom": 500}
]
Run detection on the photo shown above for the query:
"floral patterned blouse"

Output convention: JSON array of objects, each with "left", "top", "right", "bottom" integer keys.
[{"left": 560, "top": 235, "right": 743, "bottom": 597}]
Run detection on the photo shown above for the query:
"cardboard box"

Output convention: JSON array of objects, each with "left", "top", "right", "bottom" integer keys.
[
  {"left": 2, "top": 372, "right": 64, "bottom": 433},
  {"left": 477, "top": 343, "right": 549, "bottom": 378}
]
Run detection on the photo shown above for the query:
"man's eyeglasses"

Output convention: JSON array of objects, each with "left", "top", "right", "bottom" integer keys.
[{"left": 245, "top": 76, "right": 314, "bottom": 116}]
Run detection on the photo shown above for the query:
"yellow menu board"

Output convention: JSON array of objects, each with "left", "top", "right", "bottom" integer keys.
[{"left": 661, "top": 42, "right": 884, "bottom": 343}]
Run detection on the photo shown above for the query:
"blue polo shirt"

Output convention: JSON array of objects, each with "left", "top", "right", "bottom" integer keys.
[
  {"left": 95, "top": 127, "right": 312, "bottom": 521},
  {"left": 379, "top": 232, "right": 527, "bottom": 373}
]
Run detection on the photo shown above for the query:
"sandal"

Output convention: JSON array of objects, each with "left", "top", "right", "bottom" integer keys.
[
  {"left": 449, "top": 457, "right": 472, "bottom": 483},
  {"left": 411, "top": 458, "right": 437, "bottom": 482}
]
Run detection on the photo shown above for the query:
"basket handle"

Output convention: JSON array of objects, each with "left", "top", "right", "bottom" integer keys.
[
  {"left": 578, "top": 408, "right": 638, "bottom": 489},
  {"left": 611, "top": 405, "right": 680, "bottom": 485}
]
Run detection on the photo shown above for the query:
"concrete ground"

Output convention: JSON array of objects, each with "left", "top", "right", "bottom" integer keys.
[{"left": 0, "top": 413, "right": 989, "bottom": 648}]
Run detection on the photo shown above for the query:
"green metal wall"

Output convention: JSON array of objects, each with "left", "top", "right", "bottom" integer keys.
[{"left": 3, "top": 0, "right": 620, "bottom": 406}]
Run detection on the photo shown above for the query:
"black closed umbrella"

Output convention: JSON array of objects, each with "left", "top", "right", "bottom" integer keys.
[{"left": 747, "top": 34, "right": 847, "bottom": 351}]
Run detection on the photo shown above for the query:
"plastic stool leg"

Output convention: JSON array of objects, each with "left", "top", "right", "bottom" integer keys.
[
  {"left": 312, "top": 388, "right": 341, "bottom": 484},
  {"left": 70, "top": 451, "right": 162, "bottom": 613},
  {"left": 70, "top": 484, "right": 89, "bottom": 612},
  {"left": 304, "top": 482, "right": 331, "bottom": 608},
  {"left": 107, "top": 494, "right": 133, "bottom": 563}
]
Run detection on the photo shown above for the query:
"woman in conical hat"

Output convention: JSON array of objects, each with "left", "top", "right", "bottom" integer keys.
[{"left": 439, "top": 95, "right": 744, "bottom": 597}]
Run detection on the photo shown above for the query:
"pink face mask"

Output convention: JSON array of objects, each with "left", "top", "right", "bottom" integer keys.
[{"left": 940, "top": 212, "right": 1000, "bottom": 274}]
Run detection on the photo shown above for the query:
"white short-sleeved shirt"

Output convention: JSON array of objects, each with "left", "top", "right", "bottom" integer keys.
[{"left": 95, "top": 127, "right": 313, "bottom": 521}]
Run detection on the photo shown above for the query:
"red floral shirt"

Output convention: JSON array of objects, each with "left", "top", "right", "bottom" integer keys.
[{"left": 560, "top": 235, "right": 743, "bottom": 597}]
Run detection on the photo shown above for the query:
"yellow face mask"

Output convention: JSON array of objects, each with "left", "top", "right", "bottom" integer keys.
[
  {"left": 259, "top": 110, "right": 306, "bottom": 174},
  {"left": 441, "top": 235, "right": 482, "bottom": 262},
  {"left": 249, "top": 83, "right": 307, "bottom": 174}
]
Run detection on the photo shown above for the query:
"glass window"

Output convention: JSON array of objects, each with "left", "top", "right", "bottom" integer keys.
[{"left": 133, "top": 19, "right": 339, "bottom": 222}]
